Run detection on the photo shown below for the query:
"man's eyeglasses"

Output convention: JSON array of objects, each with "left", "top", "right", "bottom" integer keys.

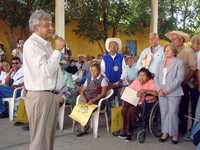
[{"left": 12, "top": 62, "right": 19, "bottom": 65}]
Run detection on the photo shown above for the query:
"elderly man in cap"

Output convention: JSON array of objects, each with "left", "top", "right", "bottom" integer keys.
[
  {"left": 101, "top": 38, "right": 125, "bottom": 113},
  {"left": 23, "top": 10, "right": 65, "bottom": 150},
  {"left": 165, "top": 31, "right": 197, "bottom": 136},
  {"left": 136, "top": 33, "right": 164, "bottom": 75}
]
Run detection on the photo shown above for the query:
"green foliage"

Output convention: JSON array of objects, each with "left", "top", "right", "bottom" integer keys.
[
  {"left": 1, "top": 0, "right": 200, "bottom": 44},
  {"left": 0, "top": 0, "right": 54, "bottom": 28}
]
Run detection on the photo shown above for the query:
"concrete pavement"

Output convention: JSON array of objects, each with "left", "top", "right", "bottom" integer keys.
[{"left": 0, "top": 117, "right": 195, "bottom": 150}]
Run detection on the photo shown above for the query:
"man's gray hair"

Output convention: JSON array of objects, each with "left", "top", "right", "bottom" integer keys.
[
  {"left": 191, "top": 34, "right": 200, "bottom": 46},
  {"left": 29, "top": 10, "right": 52, "bottom": 32},
  {"left": 149, "top": 32, "right": 159, "bottom": 38}
]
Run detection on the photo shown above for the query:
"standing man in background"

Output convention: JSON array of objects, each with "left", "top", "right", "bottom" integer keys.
[
  {"left": 136, "top": 33, "right": 164, "bottom": 75},
  {"left": 23, "top": 10, "right": 66, "bottom": 150}
]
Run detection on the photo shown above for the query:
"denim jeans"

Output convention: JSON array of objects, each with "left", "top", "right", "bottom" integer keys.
[{"left": 0, "top": 85, "right": 20, "bottom": 113}]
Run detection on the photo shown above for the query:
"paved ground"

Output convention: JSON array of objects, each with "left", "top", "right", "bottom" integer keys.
[{"left": 0, "top": 114, "right": 195, "bottom": 150}]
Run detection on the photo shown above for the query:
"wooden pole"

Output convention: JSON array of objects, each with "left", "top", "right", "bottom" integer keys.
[
  {"left": 151, "top": 0, "right": 158, "bottom": 33},
  {"left": 55, "top": 0, "right": 65, "bottom": 39}
]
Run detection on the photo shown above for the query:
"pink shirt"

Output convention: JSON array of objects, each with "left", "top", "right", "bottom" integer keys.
[{"left": 129, "top": 79, "right": 156, "bottom": 104}]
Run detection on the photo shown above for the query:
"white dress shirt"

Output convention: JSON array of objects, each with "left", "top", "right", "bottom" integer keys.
[
  {"left": 11, "top": 67, "right": 24, "bottom": 86},
  {"left": 136, "top": 45, "right": 164, "bottom": 75},
  {"left": 162, "top": 67, "right": 167, "bottom": 85},
  {"left": 23, "top": 33, "right": 64, "bottom": 91}
]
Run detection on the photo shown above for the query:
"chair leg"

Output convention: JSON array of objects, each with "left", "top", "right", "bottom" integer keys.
[
  {"left": 72, "top": 120, "right": 76, "bottom": 132},
  {"left": 9, "top": 99, "right": 15, "bottom": 121},
  {"left": 58, "top": 104, "right": 66, "bottom": 130},
  {"left": 92, "top": 110, "right": 100, "bottom": 138},
  {"left": 104, "top": 111, "right": 109, "bottom": 133}
]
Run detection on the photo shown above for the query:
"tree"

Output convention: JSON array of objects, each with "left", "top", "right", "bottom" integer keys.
[
  {"left": 158, "top": 0, "right": 200, "bottom": 37},
  {"left": 67, "top": 0, "right": 142, "bottom": 53},
  {"left": 0, "top": 0, "right": 54, "bottom": 49}
]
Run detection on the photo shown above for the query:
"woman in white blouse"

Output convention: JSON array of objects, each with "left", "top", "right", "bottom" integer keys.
[
  {"left": 0, "top": 61, "right": 10, "bottom": 85},
  {"left": 155, "top": 44, "right": 184, "bottom": 144}
]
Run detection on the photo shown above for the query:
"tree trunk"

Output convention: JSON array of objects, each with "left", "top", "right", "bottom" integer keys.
[
  {"left": 112, "top": 25, "right": 117, "bottom": 37},
  {"left": 170, "top": 0, "right": 175, "bottom": 18},
  {"left": 182, "top": 0, "right": 189, "bottom": 30},
  {"left": 97, "top": 40, "right": 104, "bottom": 54},
  {"left": 101, "top": 0, "right": 108, "bottom": 42}
]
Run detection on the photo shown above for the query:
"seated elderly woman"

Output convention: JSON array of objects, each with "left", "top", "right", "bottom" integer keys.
[
  {"left": 76, "top": 61, "right": 108, "bottom": 136},
  {"left": 119, "top": 68, "right": 158, "bottom": 141},
  {"left": 155, "top": 43, "right": 184, "bottom": 144}
]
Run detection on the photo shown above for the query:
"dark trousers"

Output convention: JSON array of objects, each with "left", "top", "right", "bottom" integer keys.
[
  {"left": 122, "top": 102, "right": 137, "bottom": 135},
  {"left": 190, "top": 88, "right": 199, "bottom": 125},
  {"left": 122, "top": 101, "right": 155, "bottom": 135},
  {"left": 0, "top": 85, "right": 14, "bottom": 113},
  {"left": 179, "top": 84, "right": 190, "bottom": 135}
]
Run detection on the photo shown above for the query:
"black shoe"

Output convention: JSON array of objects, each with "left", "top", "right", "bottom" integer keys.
[
  {"left": 112, "top": 131, "right": 120, "bottom": 136},
  {"left": 0, "top": 112, "right": 8, "bottom": 118},
  {"left": 14, "top": 122, "right": 24, "bottom": 126},
  {"left": 171, "top": 137, "right": 179, "bottom": 144},
  {"left": 171, "top": 139, "right": 178, "bottom": 144},
  {"left": 76, "top": 131, "right": 88, "bottom": 137},
  {"left": 159, "top": 134, "right": 169, "bottom": 142},
  {"left": 118, "top": 133, "right": 127, "bottom": 140},
  {"left": 124, "top": 135, "right": 132, "bottom": 142},
  {"left": 22, "top": 124, "right": 29, "bottom": 131}
]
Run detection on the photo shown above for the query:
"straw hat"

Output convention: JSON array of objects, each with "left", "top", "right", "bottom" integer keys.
[
  {"left": 105, "top": 38, "right": 122, "bottom": 52},
  {"left": 165, "top": 31, "right": 190, "bottom": 42}
]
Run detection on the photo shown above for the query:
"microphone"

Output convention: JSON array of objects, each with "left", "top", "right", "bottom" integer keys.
[{"left": 52, "top": 34, "right": 59, "bottom": 40}]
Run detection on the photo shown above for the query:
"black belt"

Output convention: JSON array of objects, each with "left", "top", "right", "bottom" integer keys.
[
  {"left": 28, "top": 90, "right": 59, "bottom": 94},
  {"left": 44, "top": 90, "right": 59, "bottom": 94}
]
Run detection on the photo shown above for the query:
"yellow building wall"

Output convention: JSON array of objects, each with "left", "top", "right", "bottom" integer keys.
[
  {"left": 65, "top": 20, "right": 153, "bottom": 58},
  {"left": 0, "top": 20, "right": 167, "bottom": 60},
  {"left": 65, "top": 20, "right": 168, "bottom": 57}
]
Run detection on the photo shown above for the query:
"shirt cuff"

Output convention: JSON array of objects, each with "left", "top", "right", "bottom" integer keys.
[
  {"left": 62, "top": 95, "right": 67, "bottom": 102},
  {"left": 54, "top": 50, "right": 61, "bottom": 54},
  {"left": 52, "top": 50, "right": 61, "bottom": 60}
]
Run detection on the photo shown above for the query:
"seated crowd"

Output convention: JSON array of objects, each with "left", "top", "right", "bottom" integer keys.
[{"left": 0, "top": 30, "right": 200, "bottom": 148}]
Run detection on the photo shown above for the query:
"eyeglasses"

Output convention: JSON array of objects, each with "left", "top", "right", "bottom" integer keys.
[{"left": 12, "top": 62, "right": 19, "bottom": 65}]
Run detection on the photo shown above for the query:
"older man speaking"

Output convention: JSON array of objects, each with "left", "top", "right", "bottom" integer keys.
[{"left": 23, "top": 10, "right": 66, "bottom": 150}]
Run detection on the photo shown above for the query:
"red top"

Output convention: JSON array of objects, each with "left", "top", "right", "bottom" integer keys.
[{"left": 129, "top": 79, "right": 156, "bottom": 104}]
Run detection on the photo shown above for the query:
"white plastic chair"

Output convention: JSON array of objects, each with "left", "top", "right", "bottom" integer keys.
[
  {"left": 58, "top": 100, "right": 73, "bottom": 130},
  {"left": 72, "top": 89, "right": 113, "bottom": 138},
  {"left": 57, "top": 103, "right": 68, "bottom": 130},
  {"left": 2, "top": 87, "right": 24, "bottom": 121}
]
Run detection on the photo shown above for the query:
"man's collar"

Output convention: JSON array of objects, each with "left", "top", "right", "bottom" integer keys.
[
  {"left": 109, "top": 53, "right": 117, "bottom": 58},
  {"left": 91, "top": 75, "right": 101, "bottom": 80},
  {"left": 149, "top": 45, "right": 161, "bottom": 53},
  {"left": 32, "top": 33, "right": 49, "bottom": 46}
]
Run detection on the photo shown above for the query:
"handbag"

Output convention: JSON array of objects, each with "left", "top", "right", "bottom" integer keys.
[
  {"left": 69, "top": 104, "right": 97, "bottom": 126},
  {"left": 15, "top": 98, "right": 28, "bottom": 123},
  {"left": 111, "top": 106, "right": 123, "bottom": 133}
]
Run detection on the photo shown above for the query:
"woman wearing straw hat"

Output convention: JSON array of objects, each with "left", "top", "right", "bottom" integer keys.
[{"left": 165, "top": 30, "right": 197, "bottom": 136}]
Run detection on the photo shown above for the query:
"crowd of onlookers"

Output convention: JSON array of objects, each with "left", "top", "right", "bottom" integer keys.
[{"left": 0, "top": 30, "right": 200, "bottom": 148}]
